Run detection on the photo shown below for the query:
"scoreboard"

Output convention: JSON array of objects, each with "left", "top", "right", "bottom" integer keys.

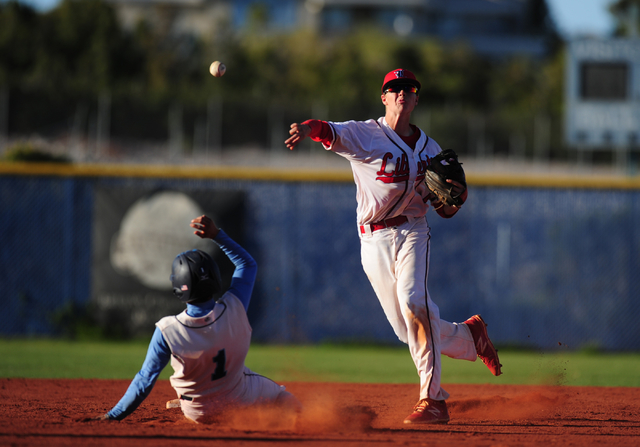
[{"left": 565, "top": 38, "right": 640, "bottom": 149}]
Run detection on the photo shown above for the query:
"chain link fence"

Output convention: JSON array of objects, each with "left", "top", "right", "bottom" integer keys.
[{"left": 1, "top": 167, "right": 639, "bottom": 351}]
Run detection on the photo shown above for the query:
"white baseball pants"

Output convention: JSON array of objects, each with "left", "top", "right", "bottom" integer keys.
[{"left": 360, "top": 216, "right": 477, "bottom": 401}]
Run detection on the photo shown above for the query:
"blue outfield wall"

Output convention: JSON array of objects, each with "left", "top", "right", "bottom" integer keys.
[{"left": 1, "top": 163, "right": 639, "bottom": 351}]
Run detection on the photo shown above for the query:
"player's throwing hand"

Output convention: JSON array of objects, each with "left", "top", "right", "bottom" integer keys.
[
  {"left": 285, "top": 123, "right": 311, "bottom": 150},
  {"left": 190, "top": 215, "right": 220, "bottom": 240}
]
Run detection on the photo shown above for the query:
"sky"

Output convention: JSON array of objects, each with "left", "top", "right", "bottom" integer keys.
[
  {"left": 3, "top": 0, "right": 618, "bottom": 40},
  {"left": 547, "top": 0, "right": 616, "bottom": 38}
]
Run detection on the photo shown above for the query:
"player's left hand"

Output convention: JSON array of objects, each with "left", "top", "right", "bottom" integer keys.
[
  {"left": 93, "top": 413, "right": 111, "bottom": 421},
  {"left": 78, "top": 413, "right": 112, "bottom": 422},
  {"left": 447, "top": 179, "right": 465, "bottom": 200},
  {"left": 191, "top": 215, "right": 220, "bottom": 239},
  {"left": 428, "top": 180, "right": 465, "bottom": 212}
]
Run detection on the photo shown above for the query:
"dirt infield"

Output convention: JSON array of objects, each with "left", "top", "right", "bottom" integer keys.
[{"left": 1, "top": 378, "right": 639, "bottom": 446}]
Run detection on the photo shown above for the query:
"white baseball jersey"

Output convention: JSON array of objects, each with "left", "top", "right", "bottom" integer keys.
[
  {"left": 325, "top": 117, "right": 443, "bottom": 225},
  {"left": 156, "top": 291, "right": 251, "bottom": 400},
  {"left": 156, "top": 291, "right": 286, "bottom": 422},
  {"left": 320, "top": 116, "right": 477, "bottom": 402}
]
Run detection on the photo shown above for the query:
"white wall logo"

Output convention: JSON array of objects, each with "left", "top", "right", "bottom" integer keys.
[{"left": 110, "top": 191, "right": 215, "bottom": 290}]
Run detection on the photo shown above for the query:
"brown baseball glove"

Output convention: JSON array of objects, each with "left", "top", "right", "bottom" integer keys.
[{"left": 425, "top": 149, "right": 466, "bottom": 207}]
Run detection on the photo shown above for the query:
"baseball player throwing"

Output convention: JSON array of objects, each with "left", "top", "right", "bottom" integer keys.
[
  {"left": 286, "top": 69, "right": 501, "bottom": 424},
  {"left": 92, "top": 215, "right": 301, "bottom": 424}
]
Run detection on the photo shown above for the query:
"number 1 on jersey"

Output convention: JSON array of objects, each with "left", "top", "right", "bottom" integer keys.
[{"left": 211, "top": 349, "right": 227, "bottom": 381}]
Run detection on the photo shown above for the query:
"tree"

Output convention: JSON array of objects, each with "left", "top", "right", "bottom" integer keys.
[
  {"left": 609, "top": 0, "right": 640, "bottom": 36},
  {"left": 0, "top": 1, "right": 40, "bottom": 87},
  {"left": 31, "top": 0, "right": 143, "bottom": 95}
]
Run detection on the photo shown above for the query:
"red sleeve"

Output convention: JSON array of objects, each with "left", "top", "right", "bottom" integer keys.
[{"left": 302, "top": 119, "right": 333, "bottom": 146}]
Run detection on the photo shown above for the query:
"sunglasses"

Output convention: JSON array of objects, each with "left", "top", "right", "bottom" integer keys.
[{"left": 384, "top": 84, "right": 419, "bottom": 94}]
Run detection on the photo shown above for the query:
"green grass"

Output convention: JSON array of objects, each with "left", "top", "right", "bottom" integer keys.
[
  {"left": 247, "top": 345, "right": 640, "bottom": 387},
  {"left": 0, "top": 338, "right": 172, "bottom": 380},
  {"left": 1, "top": 339, "right": 640, "bottom": 387}
]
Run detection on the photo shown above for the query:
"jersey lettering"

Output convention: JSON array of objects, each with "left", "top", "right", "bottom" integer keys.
[
  {"left": 376, "top": 152, "right": 410, "bottom": 183},
  {"left": 415, "top": 159, "right": 428, "bottom": 182},
  {"left": 211, "top": 349, "right": 227, "bottom": 381}
]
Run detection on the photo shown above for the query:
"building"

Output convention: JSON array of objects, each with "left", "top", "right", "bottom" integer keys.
[
  {"left": 106, "top": 0, "right": 231, "bottom": 40},
  {"left": 107, "top": 0, "right": 558, "bottom": 59},
  {"left": 305, "top": 0, "right": 556, "bottom": 58}
]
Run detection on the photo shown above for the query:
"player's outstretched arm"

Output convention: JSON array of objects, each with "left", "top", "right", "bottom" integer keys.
[
  {"left": 88, "top": 329, "right": 171, "bottom": 422},
  {"left": 214, "top": 230, "right": 256, "bottom": 312},
  {"left": 190, "top": 214, "right": 257, "bottom": 311},
  {"left": 285, "top": 122, "right": 311, "bottom": 150}
]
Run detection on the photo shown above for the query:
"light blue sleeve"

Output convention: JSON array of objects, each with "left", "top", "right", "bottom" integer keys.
[
  {"left": 214, "top": 229, "right": 257, "bottom": 312},
  {"left": 106, "top": 327, "right": 172, "bottom": 420}
]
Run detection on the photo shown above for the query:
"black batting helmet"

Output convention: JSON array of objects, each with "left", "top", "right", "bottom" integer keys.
[{"left": 170, "top": 249, "right": 222, "bottom": 303}]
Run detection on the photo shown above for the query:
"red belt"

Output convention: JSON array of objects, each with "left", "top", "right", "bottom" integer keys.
[{"left": 360, "top": 215, "right": 408, "bottom": 234}]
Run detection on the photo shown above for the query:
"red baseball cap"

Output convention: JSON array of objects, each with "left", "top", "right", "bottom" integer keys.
[{"left": 381, "top": 68, "right": 421, "bottom": 92}]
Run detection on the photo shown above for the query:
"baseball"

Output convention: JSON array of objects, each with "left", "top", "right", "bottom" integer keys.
[{"left": 209, "top": 61, "right": 226, "bottom": 77}]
